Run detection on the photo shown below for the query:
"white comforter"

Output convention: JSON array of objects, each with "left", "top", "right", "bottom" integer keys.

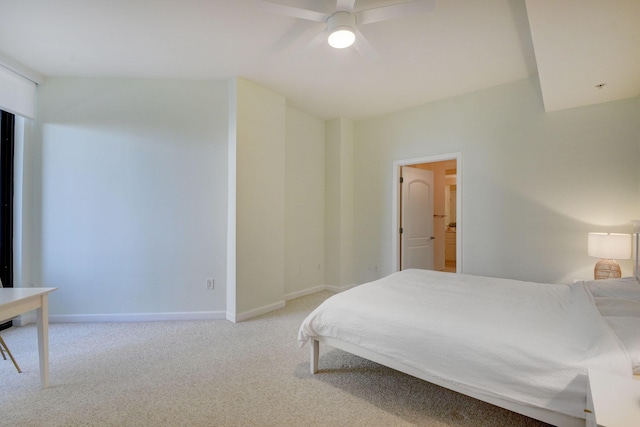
[{"left": 298, "top": 269, "right": 632, "bottom": 419}]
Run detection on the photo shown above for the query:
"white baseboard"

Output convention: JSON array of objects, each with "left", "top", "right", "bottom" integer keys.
[
  {"left": 324, "top": 283, "right": 357, "bottom": 293},
  {"left": 18, "top": 311, "right": 226, "bottom": 325},
  {"left": 228, "top": 300, "right": 286, "bottom": 323},
  {"left": 284, "top": 285, "right": 326, "bottom": 301},
  {"left": 285, "top": 283, "right": 356, "bottom": 301},
  {"left": 227, "top": 283, "right": 356, "bottom": 323},
  {"left": 12, "top": 284, "right": 357, "bottom": 326}
]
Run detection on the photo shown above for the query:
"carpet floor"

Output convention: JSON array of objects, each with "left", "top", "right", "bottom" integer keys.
[{"left": 0, "top": 291, "right": 550, "bottom": 426}]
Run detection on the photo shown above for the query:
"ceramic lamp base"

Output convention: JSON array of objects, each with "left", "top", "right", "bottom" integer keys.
[{"left": 594, "top": 259, "right": 622, "bottom": 280}]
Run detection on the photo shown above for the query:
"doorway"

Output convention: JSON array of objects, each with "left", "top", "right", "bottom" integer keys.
[{"left": 392, "top": 153, "right": 461, "bottom": 273}]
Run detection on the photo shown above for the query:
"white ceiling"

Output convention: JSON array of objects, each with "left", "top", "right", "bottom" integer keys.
[{"left": 0, "top": 0, "right": 638, "bottom": 120}]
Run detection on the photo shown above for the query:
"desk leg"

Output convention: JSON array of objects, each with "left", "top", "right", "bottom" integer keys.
[{"left": 36, "top": 294, "right": 50, "bottom": 388}]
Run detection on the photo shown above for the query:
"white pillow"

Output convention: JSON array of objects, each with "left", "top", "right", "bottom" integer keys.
[{"left": 585, "top": 277, "right": 640, "bottom": 300}]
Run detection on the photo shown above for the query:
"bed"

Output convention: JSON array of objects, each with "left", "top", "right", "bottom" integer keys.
[{"left": 298, "top": 230, "right": 640, "bottom": 427}]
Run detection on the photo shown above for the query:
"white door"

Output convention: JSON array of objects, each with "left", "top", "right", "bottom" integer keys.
[{"left": 401, "top": 166, "right": 434, "bottom": 270}]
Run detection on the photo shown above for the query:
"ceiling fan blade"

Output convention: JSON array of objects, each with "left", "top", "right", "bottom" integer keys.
[
  {"left": 293, "top": 29, "right": 328, "bottom": 59},
  {"left": 336, "top": 0, "right": 356, "bottom": 12},
  {"left": 356, "top": 0, "right": 436, "bottom": 26},
  {"left": 353, "top": 29, "right": 379, "bottom": 61},
  {"left": 269, "top": 20, "right": 315, "bottom": 52},
  {"left": 258, "top": 1, "right": 329, "bottom": 23}
]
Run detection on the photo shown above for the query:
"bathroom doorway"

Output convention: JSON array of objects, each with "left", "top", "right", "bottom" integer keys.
[{"left": 392, "top": 153, "right": 461, "bottom": 273}]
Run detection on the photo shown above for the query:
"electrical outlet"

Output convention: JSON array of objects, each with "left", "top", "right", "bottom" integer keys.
[{"left": 206, "top": 279, "right": 214, "bottom": 290}]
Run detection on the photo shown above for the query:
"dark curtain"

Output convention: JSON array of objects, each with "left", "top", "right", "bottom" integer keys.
[{"left": 0, "top": 110, "right": 14, "bottom": 330}]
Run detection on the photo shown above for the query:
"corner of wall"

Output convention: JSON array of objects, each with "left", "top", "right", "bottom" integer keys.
[
  {"left": 232, "top": 78, "right": 286, "bottom": 319},
  {"left": 325, "top": 118, "right": 355, "bottom": 287},
  {"left": 226, "top": 77, "right": 238, "bottom": 322}
]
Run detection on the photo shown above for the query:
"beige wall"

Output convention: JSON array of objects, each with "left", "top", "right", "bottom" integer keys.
[
  {"left": 30, "top": 76, "right": 329, "bottom": 321},
  {"left": 354, "top": 77, "right": 639, "bottom": 285},
  {"left": 31, "top": 78, "right": 230, "bottom": 318},
  {"left": 229, "top": 79, "right": 329, "bottom": 320},
  {"left": 24, "top": 74, "right": 639, "bottom": 321}
]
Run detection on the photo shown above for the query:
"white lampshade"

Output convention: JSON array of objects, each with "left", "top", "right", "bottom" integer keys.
[
  {"left": 588, "top": 233, "right": 631, "bottom": 260},
  {"left": 632, "top": 220, "right": 640, "bottom": 234}
]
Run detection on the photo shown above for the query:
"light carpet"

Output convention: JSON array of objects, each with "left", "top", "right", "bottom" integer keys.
[{"left": 0, "top": 291, "right": 549, "bottom": 426}]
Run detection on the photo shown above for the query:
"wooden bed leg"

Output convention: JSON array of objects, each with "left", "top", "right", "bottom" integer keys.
[{"left": 310, "top": 339, "right": 319, "bottom": 374}]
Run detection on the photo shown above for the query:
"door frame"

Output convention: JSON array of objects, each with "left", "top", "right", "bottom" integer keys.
[{"left": 392, "top": 152, "right": 462, "bottom": 273}]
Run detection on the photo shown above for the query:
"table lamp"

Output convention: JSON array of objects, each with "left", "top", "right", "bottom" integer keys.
[{"left": 588, "top": 232, "right": 631, "bottom": 280}]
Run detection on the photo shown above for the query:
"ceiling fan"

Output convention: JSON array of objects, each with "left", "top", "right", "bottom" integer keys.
[{"left": 259, "top": 0, "right": 436, "bottom": 60}]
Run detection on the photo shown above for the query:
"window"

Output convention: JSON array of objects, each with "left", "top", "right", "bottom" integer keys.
[{"left": 0, "top": 110, "right": 14, "bottom": 330}]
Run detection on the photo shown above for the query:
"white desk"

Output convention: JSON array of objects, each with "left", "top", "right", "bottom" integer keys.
[
  {"left": 587, "top": 369, "right": 640, "bottom": 427},
  {"left": 0, "top": 287, "right": 57, "bottom": 388}
]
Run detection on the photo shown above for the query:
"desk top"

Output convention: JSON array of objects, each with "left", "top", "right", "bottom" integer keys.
[
  {"left": 589, "top": 369, "right": 640, "bottom": 427},
  {"left": 0, "top": 287, "right": 58, "bottom": 306}
]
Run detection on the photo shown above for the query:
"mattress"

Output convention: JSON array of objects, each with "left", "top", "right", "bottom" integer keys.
[{"left": 298, "top": 269, "right": 632, "bottom": 419}]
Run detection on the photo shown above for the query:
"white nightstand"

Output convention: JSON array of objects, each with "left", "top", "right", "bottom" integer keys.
[{"left": 586, "top": 369, "right": 640, "bottom": 427}]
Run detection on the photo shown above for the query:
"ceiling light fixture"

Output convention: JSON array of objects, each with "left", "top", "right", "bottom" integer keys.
[{"left": 327, "top": 11, "right": 356, "bottom": 49}]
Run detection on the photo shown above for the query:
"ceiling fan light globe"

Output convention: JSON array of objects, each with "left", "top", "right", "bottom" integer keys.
[{"left": 328, "top": 28, "right": 355, "bottom": 48}]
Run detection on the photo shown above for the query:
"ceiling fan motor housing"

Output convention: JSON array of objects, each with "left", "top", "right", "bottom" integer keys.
[
  {"left": 327, "top": 11, "right": 357, "bottom": 48},
  {"left": 328, "top": 11, "right": 356, "bottom": 31}
]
